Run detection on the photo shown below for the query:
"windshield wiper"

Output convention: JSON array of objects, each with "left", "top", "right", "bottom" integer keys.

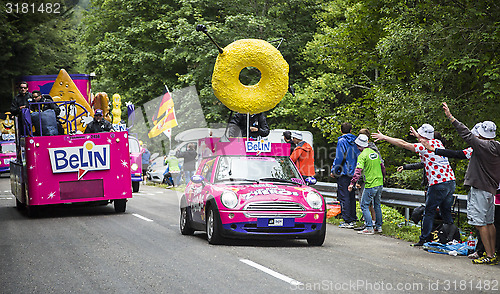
[
  {"left": 258, "top": 177, "right": 301, "bottom": 186},
  {"left": 217, "top": 178, "right": 259, "bottom": 183}
]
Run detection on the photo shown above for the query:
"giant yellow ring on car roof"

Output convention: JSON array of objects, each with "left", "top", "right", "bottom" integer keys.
[{"left": 212, "top": 39, "right": 289, "bottom": 114}]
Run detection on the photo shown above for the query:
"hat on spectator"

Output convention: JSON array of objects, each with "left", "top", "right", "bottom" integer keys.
[
  {"left": 168, "top": 150, "right": 176, "bottom": 156},
  {"left": 417, "top": 124, "right": 434, "bottom": 139},
  {"left": 478, "top": 121, "right": 496, "bottom": 139},
  {"left": 291, "top": 131, "right": 303, "bottom": 140},
  {"left": 95, "top": 109, "right": 103, "bottom": 116},
  {"left": 355, "top": 134, "right": 369, "bottom": 148},
  {"left": 471, "top": 123, "right": 482, "bottom": 136}
]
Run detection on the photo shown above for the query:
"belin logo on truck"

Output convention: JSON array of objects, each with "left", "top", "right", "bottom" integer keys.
[{"left": 49, "top": 141, "right": 110, "bottom": 180}]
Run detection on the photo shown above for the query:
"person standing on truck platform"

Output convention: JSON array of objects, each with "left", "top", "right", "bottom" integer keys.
[
  {"left": 141, "top": 142, "right": 151, "bottom": 182},
  {"left": 84, "top": 109, "right": 113, "bottom": 133},
  {"left": 290, "top": 131, "right": 315, "bottom": 179},
  {"left": 227, "top": 112, "right": 270, "bottom": 138},
  {"left": 283, "top": 130, "right": 296, "bottom": 155},
  {"left": 10, "top": 81, "right": 32, "bottom": 116}
]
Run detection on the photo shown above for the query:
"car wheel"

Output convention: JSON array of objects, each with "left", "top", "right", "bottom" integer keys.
[
  {"left": 114, "top": 199, "right": 126, "bottom": 213},
  {"left": 206, "top": 204, "right": 223, "bottom": 245},
  {"left": 180, "top": 207, "right": 195, "bottom": 235},
  {"left": 307, "top": 217, "right": 326, "bottom": 246},
  {"left": 132, "top": 181, "right": 140, "bottom": 193}
]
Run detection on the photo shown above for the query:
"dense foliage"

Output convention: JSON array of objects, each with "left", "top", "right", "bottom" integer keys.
[{"left": 2, "top": 0, "right": 499, "bottom": 192}]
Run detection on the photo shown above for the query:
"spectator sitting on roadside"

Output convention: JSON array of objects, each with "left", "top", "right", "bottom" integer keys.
[
  {"left": 84, "top": 109, "right": 113, "bottom": 133},
  {"left": 164, "top": 150, "right": 181, "bottom": 188}
]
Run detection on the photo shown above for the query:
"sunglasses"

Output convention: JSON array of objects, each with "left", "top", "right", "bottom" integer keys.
[{"left": 20, "top": 87, "right": 28, "bottom": 89}]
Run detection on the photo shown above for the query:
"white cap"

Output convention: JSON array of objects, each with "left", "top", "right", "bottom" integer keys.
[
  {"left": 478, "top": 121, "right": 496, "bottom": 139},
  {"left": 355, "top": 134, "right": 369, "bottom": 147},
  {"left": 291, "top": 131, "right": 303, "bottom": 140},
  {"left": 471, "top": 123, "right": 481, "bottom": 136},
  {"left": 417, "top": 124, "right": 434, "bottom": 139},
  {"left": 169, "top": 150, "right": 176, "bottom": 156}
]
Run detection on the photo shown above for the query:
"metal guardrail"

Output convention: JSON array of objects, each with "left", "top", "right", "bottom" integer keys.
[{"left": 314, "top": 181, "right": 468, "bottom": 222}]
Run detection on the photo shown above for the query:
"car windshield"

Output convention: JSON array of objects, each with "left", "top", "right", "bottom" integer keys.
[
  {"left": 1, "top": 142, "right": 15, "bottom": 154},
  {"left": 128, "top": 138, "right": 141, "bottom": 153},
  {"left": 214, "top": 156, "right": 302, "bottom": 183}
]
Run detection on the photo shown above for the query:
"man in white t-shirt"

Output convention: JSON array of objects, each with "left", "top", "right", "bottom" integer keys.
[{"left": 372, "top": 124, "right": 456, "bottom": 246}]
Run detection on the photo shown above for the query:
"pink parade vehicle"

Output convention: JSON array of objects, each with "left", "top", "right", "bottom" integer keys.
[
  {"left": 128, "top": 135, "right": 142, "bottom": 192},
  {"left": 10, "top": 101, "right": 132, "bottom": 216},
  {"left": 0, "top": 139, "right": 16, "bottom": 174},
  {"left": 179, "top": 137, "right": 326, "bottom": 245}
]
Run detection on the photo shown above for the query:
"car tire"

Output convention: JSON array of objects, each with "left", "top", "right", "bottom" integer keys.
[
  {"left": 114, "top": 199, "right": 126, "bottom": 213},
  {"left": 180, "top": 207, "right": 195, "bottom": 235},
  {"left": 132, "top": 181, "right": 140, "bottom": 193},
  {"left": 307, "top": 216, "right": 326, "bottom": 246},
  {"left": 206, "top": 204, "right": 224, "bottom": 245}
]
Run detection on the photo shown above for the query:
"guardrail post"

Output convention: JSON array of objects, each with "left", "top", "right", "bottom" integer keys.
[{"left": 405, "top": 208, "right": 409, "bottom": 226}]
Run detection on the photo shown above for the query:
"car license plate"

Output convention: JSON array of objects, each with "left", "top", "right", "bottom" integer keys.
[{"left": 257, "top": 218, "right": 294, "bottom": 228}]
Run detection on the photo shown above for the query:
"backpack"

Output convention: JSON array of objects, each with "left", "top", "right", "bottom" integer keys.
[{"left": 431, "top": 223, "right": 460, "bottom": 244}]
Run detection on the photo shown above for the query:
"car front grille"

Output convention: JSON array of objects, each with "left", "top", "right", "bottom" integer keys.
[{"left": 243, "top": 201, "right": 306, "bottom": 218}]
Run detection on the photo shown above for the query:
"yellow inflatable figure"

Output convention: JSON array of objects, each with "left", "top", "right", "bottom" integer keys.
[
  {"left": 94, "top": 92, "right": 111, "bottom": 122},
  {"left": 0, "top": 112, "right": 15, "bottom": 135},
  {"left": 111, "top": 93, "right": 122, "bottom": 124},
  {"left": 49, "top": 69, "right": 94, "bottom": 133},
  {"left": 211, "top": 39, "right": 289, "bottom": 114}
]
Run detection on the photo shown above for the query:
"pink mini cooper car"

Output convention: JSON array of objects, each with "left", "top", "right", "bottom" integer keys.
[{"left": 179, "top": 137, "right": 326, "bottom": 246}]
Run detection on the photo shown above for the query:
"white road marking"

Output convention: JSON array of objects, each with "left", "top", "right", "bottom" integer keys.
[
  {"left": 0, "top": 197, "right": 13, "bottom": 200},
  {"left": 240, "top": 259, "right": 303, "bottom": 286},
  {"left": 132, "top": 213, "right": 153, "bottom": 222}
]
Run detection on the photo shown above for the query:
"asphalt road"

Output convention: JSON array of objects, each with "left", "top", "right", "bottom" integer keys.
[{"left": 1, "top": 175, "right": 499, "bottom": 294}]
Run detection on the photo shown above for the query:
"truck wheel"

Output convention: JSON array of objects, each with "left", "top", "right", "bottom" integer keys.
[
  {"left": 132, "top": 181, "right": 140, "bottom": 193},
  {"left": 26, "top": 205, "right": 39, "bottom": 218},
  {"left": 114, "top": 199, "right": 126, "bottom": 213},
  {"left": 15, "top": 198, "right": 24, "bottom": 210}
]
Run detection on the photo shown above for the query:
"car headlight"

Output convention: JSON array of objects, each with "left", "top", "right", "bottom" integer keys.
[
  {"left": 306, "top": 191, "right": 323, "bottom": 209},
  {"left": 131, "top": 163, "right": 139, "bottom": 171},
  {"left": 221, "top": 190, "right": 238, "bottom": 209}
]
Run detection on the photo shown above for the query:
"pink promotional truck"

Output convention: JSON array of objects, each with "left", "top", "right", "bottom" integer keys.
[{"left": 10, "top": 101, "right": 132, "bottom": 217}]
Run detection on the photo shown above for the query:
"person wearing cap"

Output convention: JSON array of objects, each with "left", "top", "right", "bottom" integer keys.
[
  {"left": 164, "top": 150, "right": 181, "bottom": 188},
  {"left": 283, "top": 130, "right": 296, "bottom": 155},
  {"left": 442, "top": 102, "right": 500, "bottom": 265},
  {"left": 331, "top": 122, "right": 360, "bottom": 229},
  {"left": 84, "top": 109, "right": 113, "bottom": 133},
  {"left": 290, "top": 131, "right": 315, "bottom": 179},
  {"left": 416, "top": 122, "right": 500, "bottom": 261},
  {"left": 372, "top": 123, "right": 456, "bottom": 247},
  {"left": 348, "top": 134, "right": 385, "bottom": 235}
]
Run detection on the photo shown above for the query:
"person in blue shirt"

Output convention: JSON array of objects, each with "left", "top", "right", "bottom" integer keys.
[
  {"left": 330, "top": 122, "right": 360, "bottom": 229},
  {"left": 141, "top": 143, "right": 151, "bottom": 182}
]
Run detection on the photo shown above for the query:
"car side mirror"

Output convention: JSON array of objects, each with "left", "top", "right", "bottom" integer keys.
[
  {"left": 304, "top": 176, "right": 317, "bottom": 186},
  {"left": 191, "top": 175, "right": 205, "bottom": 184}
]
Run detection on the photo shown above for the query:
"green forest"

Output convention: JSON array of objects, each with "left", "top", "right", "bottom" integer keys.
[{"left": 2, "top": 0, "right": 499, "bottom": 192}]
